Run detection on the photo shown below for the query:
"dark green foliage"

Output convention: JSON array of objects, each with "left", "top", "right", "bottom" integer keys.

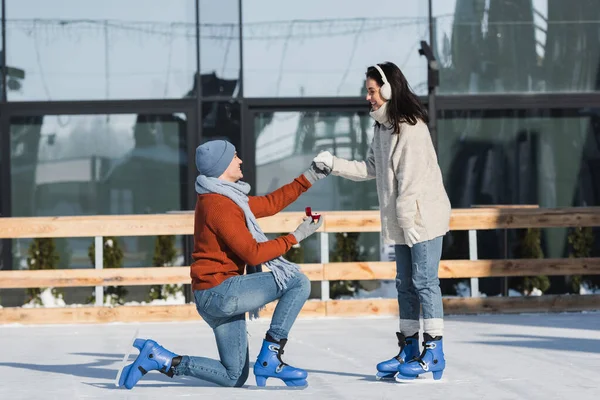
[
  {"left": 568, "top": 227, "right": 597, "bottom": 293},
  {"left": 148, "top": 235, "right": 183, "bottom": 301},
  {"left": 330, "top": 232, "right": 362, "bottom": 298},
  {"left": 26, "top": 238, "right": 61, "bottom": 304},
  {"left": 511, "top": 228, "right": 550, "bottom": 294}
]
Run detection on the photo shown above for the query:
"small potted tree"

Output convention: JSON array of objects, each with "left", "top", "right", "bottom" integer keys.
[
  {"left": 568, "top": 226, "right": 597, "bottom": 293},
  {"left": 25, "top": 238, "right": 65, "bottom": 307},
  {"left": 148, "top": 235, "right": 184, "bottom": 303},
  {"left": 511, "top": 228, "right": 550, "bottom": 295}
]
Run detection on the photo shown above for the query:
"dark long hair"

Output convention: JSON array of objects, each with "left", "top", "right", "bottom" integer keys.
[{"left": 366, "top": 62, "right": 428, "bottom": 133}]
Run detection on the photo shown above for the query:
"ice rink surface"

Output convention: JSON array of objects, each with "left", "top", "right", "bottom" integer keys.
[{"left": 1, "top": 312, "right": 599, "bottom": 400}]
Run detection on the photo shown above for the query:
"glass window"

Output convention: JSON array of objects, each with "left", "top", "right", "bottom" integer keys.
[
  {"left": 0, "top": 0, "right": 5, "bottom": 271},
  {"left": 254, "top": 110, "right": 381, "bottom": 279},
  {"left": 200, "top": 100, "right": 242, "bottom": 151},
  {"left": 242, "top": 0, "right": 429, "bottom": 97},
  {"left": 438, "top": 108, "right": 600, "bottom": 258},
  {"left": 433, "top": 0, "right": 600, "bottom": 94},
  {"left": 255, "top": 110, "right": 378, "bottom": 210},
  {"left": 6, "top": 0, "right": 196, "bottom": 100},
  {"left": 10, "top": 112, "right": 189, "bottom": 269},
  {"left": 0, "top": 2, "right": 5, "bottom": 270},
  {"left": 198, "top": 0, "right": 240, "bottom": 97}
]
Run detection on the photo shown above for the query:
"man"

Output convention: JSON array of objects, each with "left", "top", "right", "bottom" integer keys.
[{"left": 118, "top": 140, "right": 330, "bottom": 389}]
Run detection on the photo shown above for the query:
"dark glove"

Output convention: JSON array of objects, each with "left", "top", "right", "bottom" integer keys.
[{"left": 303, "top": 160, "right": 332, "bottom": 184}]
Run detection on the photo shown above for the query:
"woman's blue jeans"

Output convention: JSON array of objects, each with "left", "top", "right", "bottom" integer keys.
[{"left": 395, "top": 236, "right": 444, "bottom": 337}]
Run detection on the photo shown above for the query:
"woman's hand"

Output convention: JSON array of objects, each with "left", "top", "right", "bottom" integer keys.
[
  {"left": 403, "top": 227, "right": 420, "bottom": 248},
  {"left": 313, "top": 151, "right": 334, "bottom": 171},
  {"left": 303, "top": 151, "right": 334, "bottom": 184}
]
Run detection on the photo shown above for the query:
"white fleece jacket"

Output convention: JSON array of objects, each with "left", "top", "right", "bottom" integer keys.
[{"left": 331, "top": 109, "right": 451, "bottom": 245}]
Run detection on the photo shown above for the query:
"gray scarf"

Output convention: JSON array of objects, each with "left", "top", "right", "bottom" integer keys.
[{"left": 195, "top": 175, "right": 301, "bottom": 296}]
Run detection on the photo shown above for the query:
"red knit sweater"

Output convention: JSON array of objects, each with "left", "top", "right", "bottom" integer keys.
[{"left": 190, "top": 175, "right": 312, "bottom": 291}]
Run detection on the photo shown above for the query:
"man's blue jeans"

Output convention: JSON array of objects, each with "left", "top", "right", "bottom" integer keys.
[
  {"left": 172, "top": 271, "right": 311, "bottom": 387},
  {"left": 395, "top": 236, "right": 444, "bottom": 337}
]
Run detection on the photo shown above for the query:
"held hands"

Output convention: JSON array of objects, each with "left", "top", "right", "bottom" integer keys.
[
  {"left": 303, "top": 151, "right": 334, "bottom": 184},
  {"left": 313, "top": 151, "right": 334, "bottom": 172},
  {"left": 291, "top": 216, "right": 324, "bottom": 243},
  {"left": 403, "top": 227, "right": 420, "bottom": 248}
]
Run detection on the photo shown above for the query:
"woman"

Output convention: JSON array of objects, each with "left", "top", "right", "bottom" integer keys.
[
  {"left": 118, "top": 140, "right": 330, "bottom": 389},
  {"left": 313, "top": 62, "right": 451, "bottom": 381}
]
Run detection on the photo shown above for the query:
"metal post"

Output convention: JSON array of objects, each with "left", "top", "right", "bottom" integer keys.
[
  {"left": 1, "top": 0, "right": 7, "bottom": 102},
  {"left": 0, "top": 112, "right": 11, "bottom": 271},
  {"left": 195, "top": 0, "right": 203, "bottom": 146},
  {"left": 502, "top": 229, "right": 509, "bottom": 296},
  {"left": 320, "top": 232, "right": 330, "bottom": 301},
  {"left": 429, "top": 85, "right": 437, "bottom": 150},
  {"left": 468, "top": 230, "right": 479, "bottom": 298},
  {"left": 237, "top": 0, "right": 244, "bottom": 98},
  {"left": 418, "top": 40, "right": 440, "bottom": 152},
  {"left": 94, "top": 236, "right": 104, "bottom": 306}
]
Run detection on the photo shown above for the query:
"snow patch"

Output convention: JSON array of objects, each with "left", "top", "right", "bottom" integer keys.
[
  {"left": 453, "top": 280, "right": 486, "bottom": 298},
  {"left": 174, "top": 255, "right": 185, "bottom": 265},
  {"left": 124, "top": 290, "right": 187, "bottom": 306},
  {"left": 528, "top": 287, "right": 543, "bottom": 296},
  {"left": 580, "top": 281, "right": 600, "bottom": 295},
  {"left": 339, "top": 280, "right": 397, "bottom": 299},
  {"left": 22, "top": 288, "right": 66, "bottom": 308},
  {"left": 508, "top": 289, "right": 523, "bottom": 297}
]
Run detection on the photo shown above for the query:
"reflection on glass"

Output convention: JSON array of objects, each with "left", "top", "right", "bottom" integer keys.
[
  {"left": 10, "top": 113, "right": 188, "bottom": 269},
  {"left": 6, "top": 0, "right": 196, "bottom": 100},
  {"left": 0, "top": 0, "right": 4, "bottom": 269},
  {"left": 255, "top": 111, "right": 378, "bottom": 211},
  {"left": 242, "top": 0, "right": 429, "bottom": 97},
  {"left": 433, "top": 0, "right": 600, "bottom": 93},
  {"left": 254, "top": 111, "right": 382, "bottom": 276},
  {"left": 0, "top": 0, "right": 4, "bottom": 272},
  {"left": 438, "top": 108, "right": 600, "bottom": 257},
  {"left": 199, "top": 0, "right": 240, "bottom": 95},
  {"left": 200, "top": 101, "right": 241, "bottom": 151}
]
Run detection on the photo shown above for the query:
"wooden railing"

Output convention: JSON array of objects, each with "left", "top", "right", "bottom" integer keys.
[{"left": 0, "top": 207, "right": 599, "bottom": 325}]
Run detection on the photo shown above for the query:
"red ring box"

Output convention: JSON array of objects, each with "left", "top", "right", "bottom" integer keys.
[{"left": 305, "top": 207, "right": 321, "bottom": 222}]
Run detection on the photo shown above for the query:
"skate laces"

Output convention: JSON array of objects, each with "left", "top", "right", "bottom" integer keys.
[
  {"left": 276, "top": 347, "right": 289, "bottom": 369},
  {"left": 394, "top": 337, "right": 418, "bottom": 363},
  {"left": 268, "top": 344, "right": 289, "bottom": 372},
  {"left": 393, "top": 342, "right": 407, "bottom": 362},
  {"left": 416, "top": 341, "right": 436, "bottom": 368}
]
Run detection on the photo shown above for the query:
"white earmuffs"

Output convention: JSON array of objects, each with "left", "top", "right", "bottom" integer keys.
[{"left": 374, "top": 64, "right": 392, "bottom": 100}]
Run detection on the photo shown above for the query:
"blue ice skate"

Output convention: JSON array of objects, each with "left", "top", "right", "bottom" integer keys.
[
  {"left": 375, "top": 332, "right": 420, "bottom": 380},
  {"left": 118, "top": 338, "right": 180, "bottom": 389},
  {"left": 253, "top": 335, "right": 307, "bottom": 387},
  {"left": 397, "top": 333, "right": 445, "bottom": 381}
]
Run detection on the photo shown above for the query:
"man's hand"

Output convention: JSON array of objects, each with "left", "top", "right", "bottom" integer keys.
[
  {"left": 313, "top": 151, "right": 334, "bottom": 171},
  {"left": 304, "top": 151, "right": 334, "bottom": 184},
  {"left": 291, "top": 216, "right": 324, "bottom": 242}
]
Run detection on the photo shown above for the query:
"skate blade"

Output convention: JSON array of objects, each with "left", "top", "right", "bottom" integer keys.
[
  {"left": 248, "top": 380, "right": 308, "bottom": 391},
  {"left": 248, "top": 385, "right": 308, "bottom": 391},
  {"left": 376, "top": 371, "right": 397, "bottom": 381},
  {"left": 114, "top": 327, "right": 140, "bottom": 387},
  {"left": 395, "top": 375, "right": 442, "bottom": 384}
]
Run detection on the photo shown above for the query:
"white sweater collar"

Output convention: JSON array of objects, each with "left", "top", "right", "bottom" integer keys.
[{"left": 369, "top": 102, "right": 390, "bottom": 125}]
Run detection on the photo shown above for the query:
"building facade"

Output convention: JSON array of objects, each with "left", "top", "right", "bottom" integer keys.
[{"left": 1, "top": 1, "right": 599, "bottom": 298}]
